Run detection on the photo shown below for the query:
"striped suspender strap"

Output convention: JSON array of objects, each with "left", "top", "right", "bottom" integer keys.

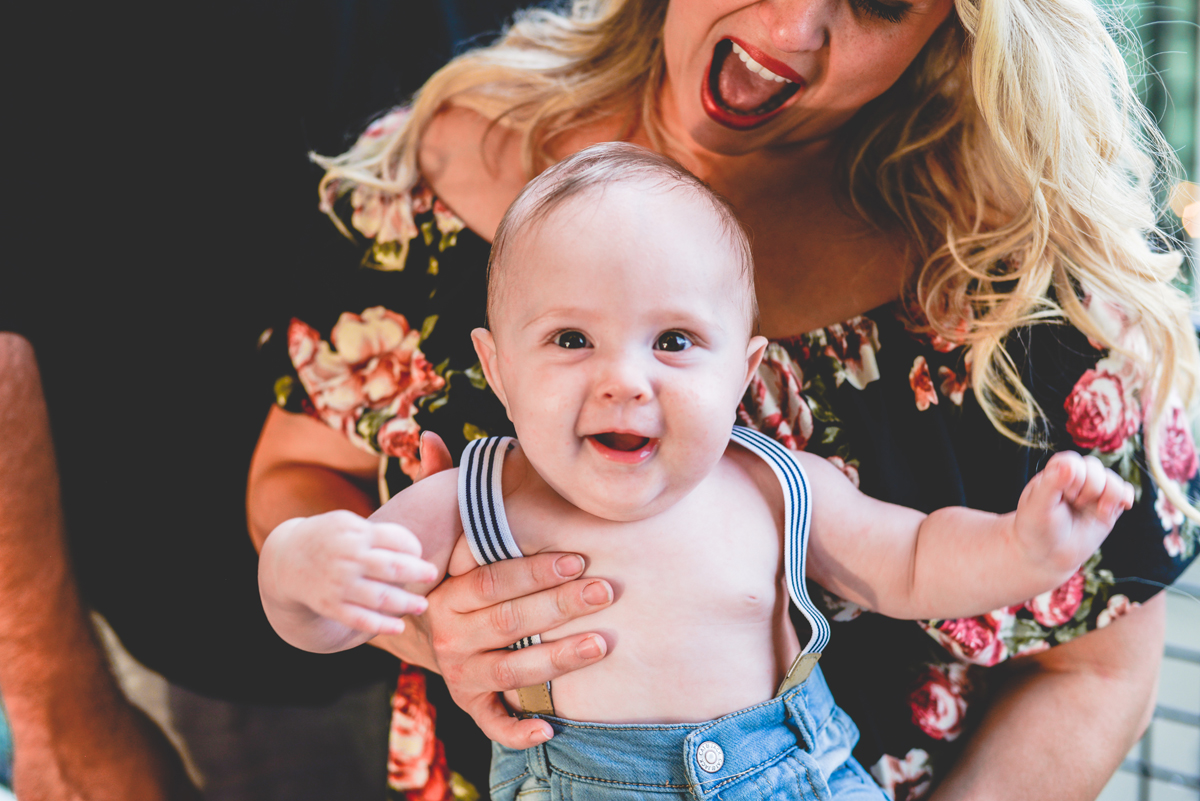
[
  {"left": 457, "top": 436, "right": 554, "bottom": 713},
  {"left": 729, "top": 426, "right": 830, "bottom": 693}
]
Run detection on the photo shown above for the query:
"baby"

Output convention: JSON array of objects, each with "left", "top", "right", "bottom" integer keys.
[{"left": 259, "top": 143, "right": 1133, "bottom": 800}]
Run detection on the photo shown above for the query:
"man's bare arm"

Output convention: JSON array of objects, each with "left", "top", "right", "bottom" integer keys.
[{"left": 0, "top": 333, "right": 197, "bottom": 801}]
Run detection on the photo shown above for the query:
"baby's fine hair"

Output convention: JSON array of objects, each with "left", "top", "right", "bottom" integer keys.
[{"left": 486, "top": 142, "right": 757, "bottom": 328}]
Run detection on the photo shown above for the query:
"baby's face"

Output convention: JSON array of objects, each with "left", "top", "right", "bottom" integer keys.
[{"left": 474, "top": 183, "right": 766, "bottom": 522}]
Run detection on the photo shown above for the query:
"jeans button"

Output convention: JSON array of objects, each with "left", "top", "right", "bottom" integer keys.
[{"left": 696, "top": 741, "right": 724, "bottom": 773}]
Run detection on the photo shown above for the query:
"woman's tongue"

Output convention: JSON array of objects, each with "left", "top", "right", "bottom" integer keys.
[{"left": 717, "top": 52, "right": 783, "bottom": 113}]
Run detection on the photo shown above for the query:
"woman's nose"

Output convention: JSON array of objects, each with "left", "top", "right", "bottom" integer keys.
[{"left": 758, "top": 0, "right": 830, "bottom": 53}]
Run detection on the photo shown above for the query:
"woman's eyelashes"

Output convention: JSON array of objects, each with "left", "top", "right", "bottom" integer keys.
[
  {"left": 849, "top": 0, "right": 911, "bottom": 23},
  {"left": 554, "top": 330, "right": 590, "bottom": 349},
  {"left": 655, "top": 331, "right": 694, "bottom": 352}
]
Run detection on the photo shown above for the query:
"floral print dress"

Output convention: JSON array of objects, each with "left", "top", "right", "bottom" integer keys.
[{"left": 263, "top": 123, "right": 1199, "bottom": 801}]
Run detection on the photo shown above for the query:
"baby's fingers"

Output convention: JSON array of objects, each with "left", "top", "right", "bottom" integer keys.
[
  {"left": 1071, "top": 454, "right": 1111, "bottom": 509},
  {"left": 360, "top": 549, "right": 441, "bottom": 586},
  {"left": 370, "top": 522, "right": 425, "bottom": 557},
  {"left": 1094, "top": 469, "right": 1135, "bottom": 518},
  {"left": 343, "top": 579, "right": 430, "bottom": 618},
  {"left": 1034, "top": 452, "right": 1087, "bottom": 501},
  {"left": 333, "top": 603, "right": 409, "bottom": 638}
]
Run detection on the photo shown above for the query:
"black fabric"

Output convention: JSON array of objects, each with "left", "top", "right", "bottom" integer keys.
[{"left": 6, "top": 0, "right": 521, "bottom": 705}]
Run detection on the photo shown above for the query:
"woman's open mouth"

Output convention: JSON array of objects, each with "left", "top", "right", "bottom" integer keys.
[
  {"left": 587, "top": 432, "right": 658, "bottom": 464},
  {"left": 701, "top": 39, "right": 805, "bottom": 130}
]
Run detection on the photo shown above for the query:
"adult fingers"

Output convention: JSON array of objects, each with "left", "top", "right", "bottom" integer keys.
[
  {"left": 464, "top": 633, "right": 608, "bottom": 693},
  {"left": 436, "top": 577, "right": 613, "bottom": 655},
  {"left": 441, "top": 551, "right": 587, "bottom": 608},
  {"left": 414, "top": 431, "right": 454, "bottom": 482},
  {"left": 463, "top": 692, "right": 554, "bottom": 749}
]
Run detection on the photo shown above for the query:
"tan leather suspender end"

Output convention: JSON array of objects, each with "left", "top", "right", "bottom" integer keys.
[
  {"left": 517, "top": 682, "right": 555, "bottom": 716},
  {"left": 776, "top": 652, "right": 821, "bottom": 697}
]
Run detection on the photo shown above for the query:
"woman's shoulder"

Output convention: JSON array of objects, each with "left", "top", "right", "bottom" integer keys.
[{"left": 418, "top": 105, "right": 529, "bottom": 242}]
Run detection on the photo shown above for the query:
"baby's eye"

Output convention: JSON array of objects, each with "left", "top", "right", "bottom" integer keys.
[
  {"left": 554, "top": 331, "right": 590, "bottom": 349},
  {"left": 655, "top": 331, "right": 693, "bottom": 352}
]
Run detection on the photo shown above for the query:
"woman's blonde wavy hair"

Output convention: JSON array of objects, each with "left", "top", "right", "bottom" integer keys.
[{"left": 314, "top": 0, "right": 1200, "bottom": 519}]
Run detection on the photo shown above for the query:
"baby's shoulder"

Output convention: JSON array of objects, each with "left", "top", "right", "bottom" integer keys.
[
  {"left": 715, "top": 442, "right": 787, "bottom": 519},
  {"left": 370, "top": 466, "right": 462, "bottom": 532}
]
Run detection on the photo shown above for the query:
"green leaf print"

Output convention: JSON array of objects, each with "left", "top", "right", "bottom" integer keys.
[
  {"left": 463, "top": 363, "right": 488, "bottom": 390},
  {"left": 356, "top": 408, "right": 392, "bottom": 451},
  {"left": 273, "top": 375, "right": 294, "bottom": 407},
  {"left": 1095, "top": 435, "right": 1145, "bottom": 503},
  {"left": 420, "top": 315, "right": 438, "bottom": 343}
]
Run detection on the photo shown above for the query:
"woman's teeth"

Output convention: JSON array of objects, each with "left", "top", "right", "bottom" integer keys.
[{"left": 731, "top": 43, "right": 792, "bottom": 85}]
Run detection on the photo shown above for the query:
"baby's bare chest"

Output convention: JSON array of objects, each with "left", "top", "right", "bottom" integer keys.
[{"left": 509, "top": 482, "right": 786, "bottom": 627}]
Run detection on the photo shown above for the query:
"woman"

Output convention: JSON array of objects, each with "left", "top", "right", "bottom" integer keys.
[{"left": 249, "top": 0, "right": 1200, "bottom": 798}]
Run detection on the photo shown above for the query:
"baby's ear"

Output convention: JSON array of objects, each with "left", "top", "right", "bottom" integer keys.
[
  {"left": 470, "top": 328, "right": 510, "bottom": 412},
  {"left": 743, "top": 336, "right": 768, "bottom": 391}
]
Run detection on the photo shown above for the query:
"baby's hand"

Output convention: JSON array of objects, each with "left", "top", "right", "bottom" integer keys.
[
  {"left": 259, "top": 510, "right": 441, "bottom": 651},
  {"left": 1014, "top": 451, "right": 1135, "bottom": 574}
]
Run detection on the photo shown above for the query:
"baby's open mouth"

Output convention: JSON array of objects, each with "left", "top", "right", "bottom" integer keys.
[
  {"left": 707, "top": 39, "right": 803, "bottom": 118},
  {"left": 591, "top": 432, "right": 652, "bottom": 452}
]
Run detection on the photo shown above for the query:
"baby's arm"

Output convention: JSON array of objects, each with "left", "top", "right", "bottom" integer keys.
[
  {"left": 803, "top": 451, "right": 1134, "bottom": 620},
  {"left": 258, "top": 468, "right": 462, "bottom": 654}
]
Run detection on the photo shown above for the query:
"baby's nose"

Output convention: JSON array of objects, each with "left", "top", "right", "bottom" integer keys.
[{"left": 596, "top": 358, "right": 652, "bottom": 403}]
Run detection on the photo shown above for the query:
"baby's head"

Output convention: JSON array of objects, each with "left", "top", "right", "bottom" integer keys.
[{"left": 473, "top": 143, "right": 767, "bottom": 521}]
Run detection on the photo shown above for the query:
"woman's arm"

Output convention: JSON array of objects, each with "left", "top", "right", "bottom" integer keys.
[
  {"left": 929, "top": 592, "right": 1163, "bottom": 801},
  {"left": 247, "top": 405, "right": 381, "bottom": 550},
  {"left": 247, "top": 404, "right": 614, "bottom": 746}
]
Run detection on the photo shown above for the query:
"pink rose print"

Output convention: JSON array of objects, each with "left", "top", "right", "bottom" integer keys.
[
  {"left": 350, "top": 186, "right": 420, "bottom": 269},
  {"left": 1155, "top": 488, "right": 1184, "bottom": 533},
  {"left": 1096, "top": 594, "right": 1137, "bottom": 628},
  {"left": 1063, "top": 365, "right": 1138, "bottom": 453},
  {"left": 1024, "top": 570, "right": 1085, "bottom": 627},
  {"left": 826, "top": 455, "right": 861, "bottom": 488},
  {"left": 870, "top": 748, "right": 933, "bottom": 801},
  {"left": 824, "top": 317, "right": 881, "bottom": 389},
  {"left": 388, "top": 667, "right": 454, "bottom": 800},
  {"left": 288, "top": 308, "right": 445, "bottom": 478},
  {"left": 739, "top": 345, "right": 814, "bottom": 451},
  {"left": 378, "top": 416, "right": 422, "bottom": 480},
  {"left": 411, "top": 182, "right": 433, "bottom": 215},
  {"left": 908, "top": 663, "right": 970, "bottom": 741},
  {"left": 1164, "top": 531, "right": 1185, "bottom": 557},
  {"left": 1159, "top": 404, "right": 1199, "bottom": 482},
  {"left": 937, "top": 355, "right": 972, "bottom": 407},
  {"left": 926, "top": 608, "right": 1012, "bottom": 666},
  {"left": 909, "top": 356, "right": 938, "bottom": 411},
  {"left": 363, "top": 108, "right": 409, "bottom": 139},
  {"left": 432, "top": 199, "right": 465, "bottom": 240}
]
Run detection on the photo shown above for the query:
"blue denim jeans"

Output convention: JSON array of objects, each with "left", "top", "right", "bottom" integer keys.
[{"left": 489, "top": 666, "right": 884, "bottom": 800}]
